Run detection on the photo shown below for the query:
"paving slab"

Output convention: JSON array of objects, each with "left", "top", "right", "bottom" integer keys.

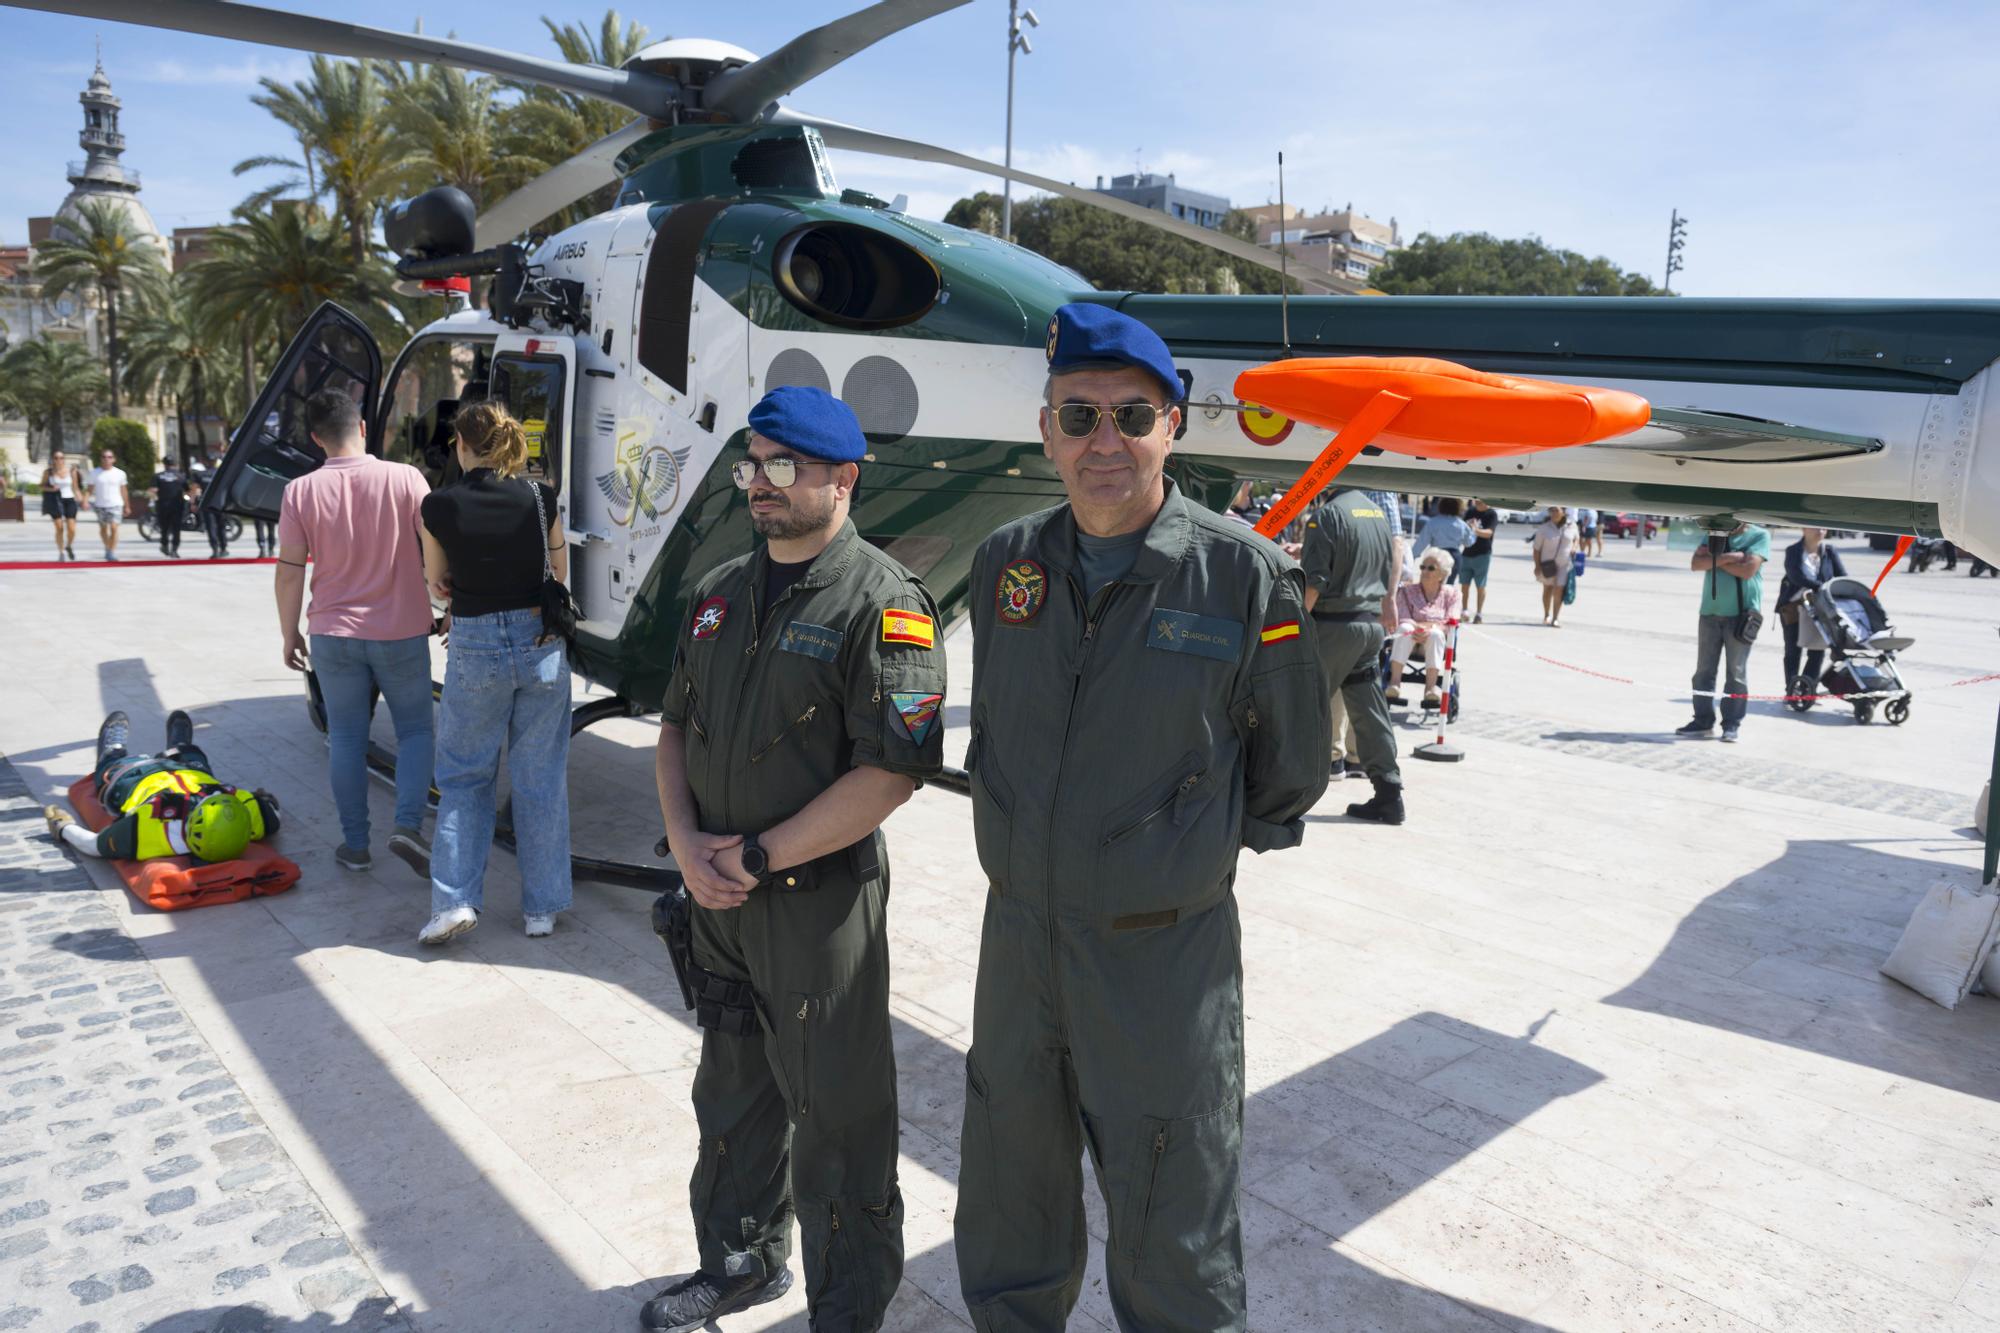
[{"left": 3, "top": 515, "right": 2000, "bottom": 1330}]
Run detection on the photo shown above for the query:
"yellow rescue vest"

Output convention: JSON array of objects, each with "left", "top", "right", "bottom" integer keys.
[{"left": 120, "top": 768, "right": 267, "bottom": 860}]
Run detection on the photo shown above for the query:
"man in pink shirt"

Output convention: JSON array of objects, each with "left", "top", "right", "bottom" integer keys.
[{"left": 273, "top": 389, "right": 435, "bottom": 874}]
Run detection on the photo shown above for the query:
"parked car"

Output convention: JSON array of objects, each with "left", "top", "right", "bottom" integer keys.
[{"left": 1601, "top": 512, "right": 1660, "bottom": 539}]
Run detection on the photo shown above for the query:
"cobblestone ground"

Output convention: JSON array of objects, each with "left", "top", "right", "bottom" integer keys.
[{"left": 0, "top": 755, "right": 411, "bottom": 1333}]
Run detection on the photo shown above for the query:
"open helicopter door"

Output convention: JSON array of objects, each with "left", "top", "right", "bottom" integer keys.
[
  {"left": 487, "top": 332, "right": 576, "bottom": 498},
  {"left": 204, "top": 302, "right": 380, "bottom": 521}
]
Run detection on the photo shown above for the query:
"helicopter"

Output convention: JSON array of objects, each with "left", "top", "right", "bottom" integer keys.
[{"left": 14, "top": 0, "right": 2000, "bottom": 884}]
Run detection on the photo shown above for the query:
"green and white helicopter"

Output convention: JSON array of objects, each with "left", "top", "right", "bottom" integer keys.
[{"left": 17, "top": 0, "right": 2000, "bottom": 878}]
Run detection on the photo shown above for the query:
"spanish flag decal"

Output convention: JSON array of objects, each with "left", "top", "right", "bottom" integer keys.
[
  {"left": 882, "top": 608, "right": 936, "bottom": 648},
  {"left": 1259, "top": 620, "right": 1301, "bottom": 644}
]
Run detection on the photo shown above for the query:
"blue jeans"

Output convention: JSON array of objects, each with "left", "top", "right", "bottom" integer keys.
[
  {"left": 431, "top": 608, "right": 572, "bottom": 917},
  {"left": 1691, "top": 613, "right": 1754, "bottom": 728},
  {"left": 312, "top": 633, "right": 436, "bottom": 849}
]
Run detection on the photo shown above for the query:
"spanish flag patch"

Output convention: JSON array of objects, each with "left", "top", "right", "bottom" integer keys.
[
  {"left": 1259, "top": 620, "right": 1301, "bottom": 644},
  {"left": 881, "top": 608, "right": 936, "bottom": 648}
]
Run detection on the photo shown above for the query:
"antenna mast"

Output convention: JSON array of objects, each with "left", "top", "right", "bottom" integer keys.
[{"left": 1278, "top": 151, "right": 1291, "bottom": 354}]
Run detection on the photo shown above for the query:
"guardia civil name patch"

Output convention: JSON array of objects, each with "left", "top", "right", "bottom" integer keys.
[
  {"left": 1147, "top": 608, "right": 1244, "bottom": 662},
  {"left": 881, "top": 608, "right": 936, "bottom": 648},
  {"left": 888, "top": 691, "right": 943, "bottom": 745},
  {"left": 780, "top": 620, "right": 844, "bottom": 661}
]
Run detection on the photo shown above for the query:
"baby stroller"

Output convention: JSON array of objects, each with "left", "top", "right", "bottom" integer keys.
[{"left": 1788, "top": 576, "right": 1913, "bottom": 724}]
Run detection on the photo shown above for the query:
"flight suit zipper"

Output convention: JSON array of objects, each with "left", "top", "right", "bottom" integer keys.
[
  {"left": 795, "top": 996, "right": 812, "bottom": 1115},
  {"left": 1133, "top": 1128, "right": 1167, "bottom": 1263},
  {"left": 1104, "top": 768, "right": 1207, "bottom": 845},
  {"left": 750, "top": 704, "right": 818, "bottom": 763},
  {"left": 1045, "top": 575, "right": 1120, "bottom": 1037},
  {"left": 810, "top": 1202, "right": 841, "bottom": 1316}
]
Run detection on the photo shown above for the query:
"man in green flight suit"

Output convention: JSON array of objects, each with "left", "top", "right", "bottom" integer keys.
[
  {"left": 1300, "top": 488, "right": 1406, "bottom": 824},
  {"left": 955, "top": 303, "right": 1330, "bottom": 1332},
  {"left": 647, "top": 385, "right": 946, "bottom": 1333}
]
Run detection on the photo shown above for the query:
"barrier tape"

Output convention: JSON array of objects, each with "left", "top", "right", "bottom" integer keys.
[{"left": 1457, "top": 623, "right": 1983, "bottom": 703}]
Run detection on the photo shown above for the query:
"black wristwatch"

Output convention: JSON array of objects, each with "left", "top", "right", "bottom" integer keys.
[{"left": 739, "top": 833, "right": 770, "bottom": 882}]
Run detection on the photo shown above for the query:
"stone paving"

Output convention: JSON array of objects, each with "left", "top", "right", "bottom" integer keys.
[{"left": 0, "top": 757, "right": 409, "bottom": 1333}]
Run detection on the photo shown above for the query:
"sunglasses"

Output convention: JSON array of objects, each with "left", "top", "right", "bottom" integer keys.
[
  {"left": 1050, "top": 401, "right": 1168, "bottom": 440},
  {"left": 731, "top": 456, "right": 834, "bottom": 490}
]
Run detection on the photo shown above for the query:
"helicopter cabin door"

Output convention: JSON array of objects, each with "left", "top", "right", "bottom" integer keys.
[
  {"left": 204, "top": 302, "right": 380, "bottom": 522},
  {"left": 486, "top": 332, "right": 578, "bottom": 529}
]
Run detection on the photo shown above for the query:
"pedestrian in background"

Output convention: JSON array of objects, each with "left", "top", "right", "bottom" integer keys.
[
  {"left": 415, "top": 402, "right": 572, "bottom": 944},
  {"left": 39, "top": 446, "right": 81, "bottom": 561},
  {"left": 151, "top": 461, "right": 186, "bottom": 559},
  {"left": 1303, "top": 487, "right": 1404, "bottom": 820},
  {"left": 1531, "top": 505, "right": 1578, "bottom": 627},
  {"left": 1413, "top": 497, "right": 1473, "bottom": 575},
  {"left": 86, "top": 447, "right": 127, "bottom": 562},
  {"left": 1579, "top": 505, "right": 1604, "bottom": 557},
  {"left": 1678, "top": 520, "right": 1771, "bottom": 743},
  {"left": 273, "top": 388, "right": 435, "bottom": 873},
  {"left": 1459, "top": 498, "right": 1497, "bottom": 622},
  {"left": 1389, "top": 548, "right": 1462, "bottom": 710},
  {"left": 1778, "top": 526, "right": 1847, "bottom": 698},
  {"left": 252, "top": 515, "right": 277, "bottom": 559}
]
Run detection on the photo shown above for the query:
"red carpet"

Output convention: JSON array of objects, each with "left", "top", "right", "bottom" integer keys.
[{"left": 0, "top": 556, "right": 277, "bottom": 570}]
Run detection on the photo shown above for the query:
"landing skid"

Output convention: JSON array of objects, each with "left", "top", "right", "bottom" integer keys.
[{"left": 300, "top": 672, "right": 973, "bottom": 890}]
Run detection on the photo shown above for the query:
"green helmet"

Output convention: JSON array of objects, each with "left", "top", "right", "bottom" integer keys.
[{"left": 186, "top": 792, "right": 252, "bottom": 863}]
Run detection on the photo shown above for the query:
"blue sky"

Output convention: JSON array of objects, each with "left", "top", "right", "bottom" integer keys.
[{"left": 2, "top": 0, "right": 1996, "bottom": 298}]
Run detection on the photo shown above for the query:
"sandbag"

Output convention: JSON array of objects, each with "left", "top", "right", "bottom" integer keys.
[
  {"left": 1879, "top": 880, "right": 2000, "bottom": 1010},
  {"left": 1977, "top": 780, "right": 1990, "bottom": 836}
]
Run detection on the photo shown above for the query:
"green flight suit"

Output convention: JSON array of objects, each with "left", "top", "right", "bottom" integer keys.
[
  {"left": 660, "top": 518, "right": 945, "bottom": 1331},
  {"left": 955, "top": 480, "right": 1330, "bottom": 1332},
  {"left": 1299, "top": 489, "right": 1401, "bottom": 788}
]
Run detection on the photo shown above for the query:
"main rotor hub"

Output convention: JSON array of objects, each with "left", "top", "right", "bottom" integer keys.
[{"left": 625, "top": 38, "right": 758, "bottom": 105}]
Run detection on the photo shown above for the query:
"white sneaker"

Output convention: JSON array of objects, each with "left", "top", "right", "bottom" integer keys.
[
  {"left": 523, "top": 913, "right": 556, "bottom": 938},
  {"left": 418, "top": 906, "right": 478, "bottom": 946}
]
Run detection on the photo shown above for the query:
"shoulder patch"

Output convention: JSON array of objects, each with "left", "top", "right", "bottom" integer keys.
[
  {"left": 690, "top": 596, "right": 728, "bottom": 640},
  {"left": 996, "top": 558, "right": 1047, "bottom": 625},
  {"left": 1260, "top": 620, "right": 1301, "bottom": 644},
  {"left": 1147, "top": 608, "right": 1244, "bottom": 662},
  {"left": 888, "top": 691, "right": 943, "bottom": 745},
  {"left": 779, "top": 620, "right": 844, "bottom": 661},
  {"left": 882, "top": 608, "right": 936, "bottom": 648}
]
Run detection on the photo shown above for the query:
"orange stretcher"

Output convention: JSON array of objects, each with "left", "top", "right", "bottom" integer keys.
[{"left": 66, "top": 776, "right": 301, "bottom": 912}]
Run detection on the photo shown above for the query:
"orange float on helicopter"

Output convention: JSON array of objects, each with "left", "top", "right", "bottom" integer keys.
[{"left": 1238, "top": 357, "right": 1652, "bottom": 538}]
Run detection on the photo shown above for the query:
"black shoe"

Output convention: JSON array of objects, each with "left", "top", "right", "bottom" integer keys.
[
  {"left": 1346, "top": 783, "right": 1406, "bottom": 825},
  {"left": 1720, "top": 726, "right": 1740, "bottom": 744},
  {"left": 165, "top": 709, "right": 194, "bottom": 751},
  {"left": 97, "top": 710, "right": 131, "bottom": 770},
  {"left": 1674, "top": 720, "right": 1714, "bottom": 737},
  {"left": 1345, "top": 765, "right": 1370, "bottom": 780},
  {"left": 640, "top": 1268, "right": 793, "bottom": 1332},
  {"left": 1329, "top": 758, "right": 1346, "bottom": 779}
]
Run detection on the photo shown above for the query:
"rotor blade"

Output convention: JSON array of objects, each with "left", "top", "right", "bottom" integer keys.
[
  {"left": 703, "top": 0, "right": 971, "bottom": 123},
  {"left": 475, "top": 119, "right": 650, "bottom": 248},
  {"left": 780, "top": 111, "right": 1348, "bottom": 295},
  {"left": 8, "top": 0, "right": 681, "bottom": 119}
]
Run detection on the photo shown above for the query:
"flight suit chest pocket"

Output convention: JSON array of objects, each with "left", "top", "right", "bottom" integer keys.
[
  {"left": 965, "top": 717, "right": 1016, "bottom": 894},
  {"left": 1118, "top": 1101, "right": 1243, "bottom": 1287},
  {"left": 1096, "top": 751, "right": 1234, "bottom": 917}
]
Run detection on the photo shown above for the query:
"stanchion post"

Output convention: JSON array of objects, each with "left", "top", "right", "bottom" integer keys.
[{"left": 1413, "top": 619, "right": 1465, "bottom": 763}]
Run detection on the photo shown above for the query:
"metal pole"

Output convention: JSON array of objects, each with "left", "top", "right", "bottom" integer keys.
[
  {"left": 1985, "top": 693, "right": 2000, "bottom": 884},
  {"left": 1003, "top": 1, "right": 1016, "bottom": 242},
  {"left": 1277, "top": 151, "right": 1290, "bottom": 351},
  {"left": 1664, "top": 208, "right": 1679, "bottom": 295}
]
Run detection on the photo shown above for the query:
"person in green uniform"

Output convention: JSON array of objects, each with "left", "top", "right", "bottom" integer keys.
[
  {"left": 44, "top": 709, "right": 278, "bottom": 861},
  {"left": 954, "top": 303, "right": 1330, "bottom": 1332},
  {"left": 1300, "top": 488, "right": 1406, "bottom": 824},
  {"left": 646, "top": 385, "right": 946, "bottom": 1333}
]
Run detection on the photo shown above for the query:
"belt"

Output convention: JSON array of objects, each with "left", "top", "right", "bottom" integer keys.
[{"left": 1312, "top": 609, "right": 1376, "bottom": 623}]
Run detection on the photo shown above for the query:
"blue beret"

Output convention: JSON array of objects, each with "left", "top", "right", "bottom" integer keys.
[
  {"left": 1044, "top": 303, "right": 1183, "bottom": 403},
  {"left": 747, "top": 385, "right": 867, "bottom": 462}
]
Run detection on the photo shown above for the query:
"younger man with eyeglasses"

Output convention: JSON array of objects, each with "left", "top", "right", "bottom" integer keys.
[
  {"left": 954, "top": 303, "right": 1329, "bottom": 1331},
  {"left": 646, "top": 384, "right": 945, "bottom": 1332}
]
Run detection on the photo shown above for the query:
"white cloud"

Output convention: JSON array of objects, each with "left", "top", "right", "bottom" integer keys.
[{"left": 142, "top": 56, "right": 311, "bottom": 89}]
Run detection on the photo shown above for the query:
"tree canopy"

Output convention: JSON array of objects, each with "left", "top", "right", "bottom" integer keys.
[
  {"left": 943, "top": 191, "right": 1295, "bottom": 295},
  {"left": 1368, "top": 232, "right": 1666, "bottom": 297}
]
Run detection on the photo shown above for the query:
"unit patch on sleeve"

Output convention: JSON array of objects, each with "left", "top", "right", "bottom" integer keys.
[
  {"left": 1260, "top": 619, "right": 1302, "bottom": 644},
  {"left": 1147, "top": 607, "right": 1245, "bottom": 662},
  {"left": 887, "top": 691, "right": 943, "bottom": 745},
  {"left": 779, "top": 620, "right": 845, "bottom": 662},
  {"left": 690, "top": 596, "right": 729, "bottom": 640},
  {"left": 995, "top": 558, "right": 1047, "bottom": 625},
  {"left": 881, "top": 608, "right": 936, "bottom": 648}
]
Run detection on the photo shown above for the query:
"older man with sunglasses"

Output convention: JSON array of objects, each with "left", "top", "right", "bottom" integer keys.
[
  {"left": 648, "top": 385, "right": 946, "bottom": 1332},
  {"left": 954, "top": 303, "right": 1330, "bottom": 1331}
]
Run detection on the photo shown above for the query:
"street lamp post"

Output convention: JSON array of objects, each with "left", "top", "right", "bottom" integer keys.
[
  {"left": 1664, "top": 208, "right": 1689, "bottom": 294},
  {"left": 1003, "top": 3, "right": 1039, "bottom": 243}
]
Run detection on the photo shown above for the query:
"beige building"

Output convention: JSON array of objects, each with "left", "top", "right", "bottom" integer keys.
[{"left": 1244, "top": 202, "right": 1401, "bottom": 288}]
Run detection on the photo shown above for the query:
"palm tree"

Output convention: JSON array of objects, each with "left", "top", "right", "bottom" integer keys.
[
  {"left": 0, "top": 336, "right": 109, "bottom": 457},
  {"left": 383, "top": 60, "right": 504, "bottom": 209},
  {"left": 495, "top": 12, "right": 652, "bottom": 229},
  {"left": 184, "top": 205, "right": 406, "bottom": 404},
  {"left": 122, "top": 277, "right": 231, "bottom": 467},
  {"left": 32, "top": 199, "right": 168, "bottom": 416},
  {"left": 238, "top": 56, "right": 402, "bottom": 263}
]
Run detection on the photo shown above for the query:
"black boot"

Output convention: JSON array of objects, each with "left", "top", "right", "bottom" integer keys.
[
  {"left": 165, "top": 709, "right": 194, "bottom": 752},
  {"left": 1346, "top": 780, "right": 1406, "bottom": 825},
  {"left": 96, "top": 710, "right": 131, "bottom": 771},
  {"left": 640, "top": 1268, "right": 793, "bottom": 1332}
]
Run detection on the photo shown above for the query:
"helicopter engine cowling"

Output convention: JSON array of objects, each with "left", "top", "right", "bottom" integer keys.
[{"left": 385, "top": 186, "right": 478, "bottom": 264}]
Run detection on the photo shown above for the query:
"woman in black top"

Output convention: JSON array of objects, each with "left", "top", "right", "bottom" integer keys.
[{"left": 415, "top": 402, "right": 573, "bottom": 947}]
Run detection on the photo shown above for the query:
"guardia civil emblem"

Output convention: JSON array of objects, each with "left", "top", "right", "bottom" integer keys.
[
  {"left": 1044, "top": 315, "right": 1060, "bottom": 361},
  {"left": 996, "top": 558, "right": 1047, "bottom": 625},
  {"left": 690, "top": 596, "right": 729, "bottom": 640},
  {"left": 594, "top": 421, "right": 691, "bottom": 527}
]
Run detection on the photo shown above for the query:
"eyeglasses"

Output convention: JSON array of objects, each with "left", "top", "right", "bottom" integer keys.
[
  {"left": 1050, "top": 401, "right": 1168, "bottom": 440},
  {"left": 731, "top": 456, "right": 833, "bottom": 490}
]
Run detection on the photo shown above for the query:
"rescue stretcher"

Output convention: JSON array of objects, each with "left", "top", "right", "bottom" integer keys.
[{"left": 66, "top": 775, "right": 301, "bottom": 912}]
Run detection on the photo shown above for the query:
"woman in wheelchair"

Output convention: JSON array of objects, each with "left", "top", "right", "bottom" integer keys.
[{"left": 1388, "top": 549, "right": 1462, "bottom": 711}]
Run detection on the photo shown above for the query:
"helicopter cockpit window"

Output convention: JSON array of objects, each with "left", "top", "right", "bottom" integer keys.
[
  {"left": 772, "top": 223, "right": 941, "bottom": 331},
  {"left": 489, "top": 354, "right": 566, "bottom": 490},
  {"left": 379, "top": 334, "right": 495, "bottom": 484}
]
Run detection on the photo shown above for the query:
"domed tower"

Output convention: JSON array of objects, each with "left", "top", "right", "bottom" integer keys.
[{"left": 50, "top": 53, "right": 169, "bottom": 260}]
